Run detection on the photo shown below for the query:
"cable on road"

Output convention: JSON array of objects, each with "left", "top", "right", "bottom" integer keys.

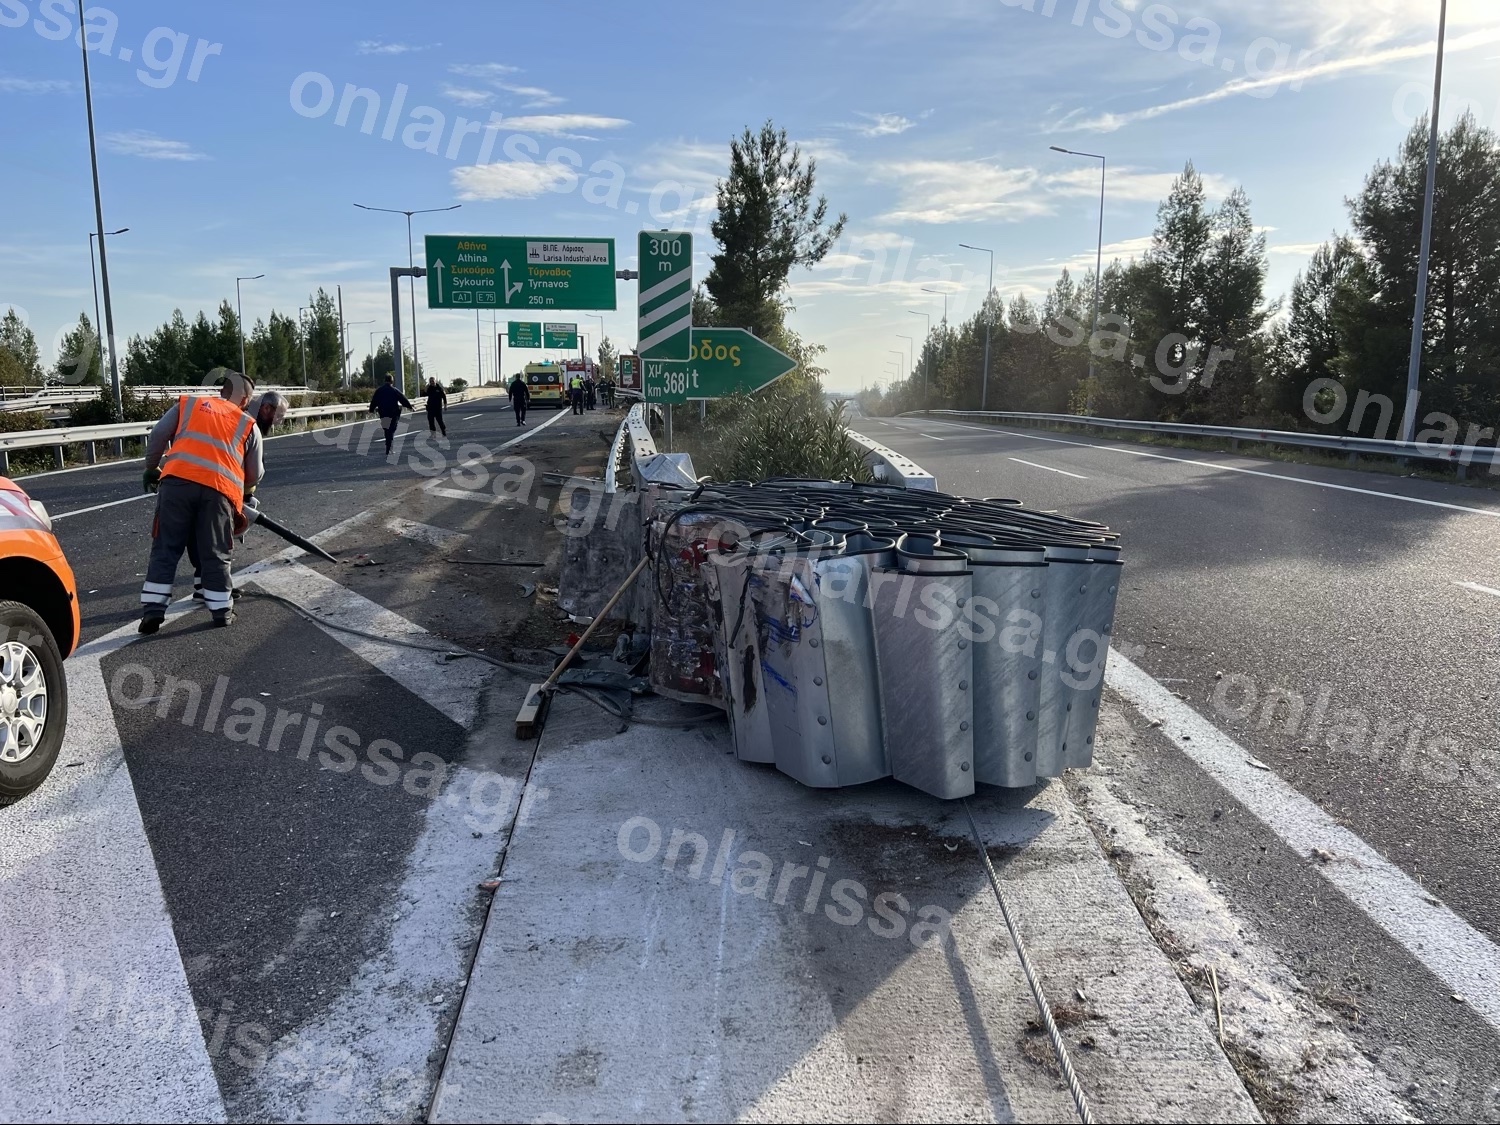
[
  {"left": 962, "top": 797, "right": 1095, "bottom": 1125},
  {"left": 238, "top": 589, "right": 723, "bottom": 730}
]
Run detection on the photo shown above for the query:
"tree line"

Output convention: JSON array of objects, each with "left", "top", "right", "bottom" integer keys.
[{"left": 863, "top": 113, "right": 1500, "bottom": 440}]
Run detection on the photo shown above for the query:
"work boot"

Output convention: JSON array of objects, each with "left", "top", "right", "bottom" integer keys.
[
  {"left": 138, "top": 608, "right": 166, "bottom": 635},
  {"left": 212, "top": 608, "right": 234, "bottom": 628}
]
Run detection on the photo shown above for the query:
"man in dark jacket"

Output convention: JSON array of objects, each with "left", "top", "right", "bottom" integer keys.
[
  {"left": 507, "top": 373, "right": 530, "bottom": 426},
  {"left": 368, "top": 374, "right": 415, "bottom": 455},
  {"left": 424, "top": 377, "right": 448, "bottom": 437}
]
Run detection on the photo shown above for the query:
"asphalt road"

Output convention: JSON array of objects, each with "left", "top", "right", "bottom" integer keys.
[
  {"left": 853, "top": 414, "right": 1500, "bottom": 1118},
  {"left": 6, "top": 393, "right": 617, "bottom": 1121}
]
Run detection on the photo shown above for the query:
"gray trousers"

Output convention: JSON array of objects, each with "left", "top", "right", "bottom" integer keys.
[{"left": 142, "top": 477, "right": 235, "bottom": 613}]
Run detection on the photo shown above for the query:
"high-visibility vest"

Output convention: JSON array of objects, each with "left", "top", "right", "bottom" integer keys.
[{"left": 159, "top": 394, "right": 255, "bottom": 511}]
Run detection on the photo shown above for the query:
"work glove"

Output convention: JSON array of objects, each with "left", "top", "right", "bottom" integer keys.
[
  {"left": 142, "top": 467, "right": 161, "bottom": 494},
  {"left": 233, "top": 508, "right": 249, "bottom": 536}
]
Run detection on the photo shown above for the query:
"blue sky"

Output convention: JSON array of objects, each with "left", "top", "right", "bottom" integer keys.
[{"left": 4, "top": 0, "right": 1499, "bottom": 392}]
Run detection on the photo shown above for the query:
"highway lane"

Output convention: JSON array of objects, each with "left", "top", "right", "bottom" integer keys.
[{"left": 2, "top": 395, "right": 614, "bottom": 1121}]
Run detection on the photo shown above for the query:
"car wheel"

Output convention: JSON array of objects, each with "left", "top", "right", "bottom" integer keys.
[{"left": 0, "top": 600, "right": 67, "bottom": 807}]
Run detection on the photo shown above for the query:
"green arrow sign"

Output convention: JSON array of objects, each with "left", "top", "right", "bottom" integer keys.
[
  {"left": 425, "top": 235, "right": 616, "bottom": 311},
  {"left": 544, "top": 322, "right": 578, "bottom": 349},
  {"left": 508, "top": 321, "right": 542, "bottom": 348},
  {"left": 643, "top": 329, "right": 797, "bottom": 403},
  {"left": 638, "top": 231, "right": 692, "bottom": 360}
]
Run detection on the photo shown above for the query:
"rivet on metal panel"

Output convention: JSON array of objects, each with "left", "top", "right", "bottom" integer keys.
[
  {"left": 1028, "top": 670, "right": 1038, "bottom": 680},
  {"left": 1086, "top": 735, "right": 1093, "bottom": 744},
  {"left": 813, "top": 676, "right": 823, "bottom": 686},
  {"left": 1026, "top": 710, "right": 1036, "bottom": 721},
  {"left": 810, "top": 639, "right": 820, "bottom": 648},
  {"left": 1066, "top": 703, "right": 1072, "bottom": 712},
  {"left": 1109, "top": 585, "right": 1117, "bottom": 594},
  {"left": 958, "top": 640, "right": 968, "bottom": 650},
  {"left": 1024, "top": 751, "right": 1033, "bottom": 761},
  {"left": 959, "top": 680, "right": 968, "bottom": 690},
  {"left": 960, "top": 761, "right": 971, "bottom": 772},
  {"left": 960, "top": 721, "right": 969, "bottom": 732},
  {"left": 1031, "top": 589, "right": 1041, "bottom": 598},
  {"left": 821, "top": 755, "right": 832, "bottom": 764},
  {"left": 1092, "top": 697, "right": 1099, "bottom": 708},
  {"left": 817, "top": 716, "right": 828, "bottom": 726},
  {"left": 1080, "top": 584, "right": 1088, "bottom": 593}
]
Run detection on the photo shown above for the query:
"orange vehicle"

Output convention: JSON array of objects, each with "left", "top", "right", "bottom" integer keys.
[{"left": 0, "top": 476, "right": 79, "bottom": 806}]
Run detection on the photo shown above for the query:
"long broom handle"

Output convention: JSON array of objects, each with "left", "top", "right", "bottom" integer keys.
[{"left": 539, "top": 555, "right": 649, "bottom": 694}]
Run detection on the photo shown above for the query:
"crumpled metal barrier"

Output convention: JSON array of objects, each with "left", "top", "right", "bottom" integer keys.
[{"left": 645, "top": 479, "right": 1121, "bottom": 798}]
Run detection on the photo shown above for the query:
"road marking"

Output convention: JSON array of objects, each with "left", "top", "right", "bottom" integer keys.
[
  {"left": 387, "top": 517, "right": 468, "bottom": 548},
  {"left": 895, "top": 419, "right": 1500, "bottom": 519},
  {"left": 428, "top": 486, "right": 508, "bottom": 507},
  {"left": 463, "top": 414, "right": 483, "bottom": 420},
  {"left": 1106, "top": 646, "right": 1500, "bottom": 1037},
  {"left": 917, "top": 433, "right": 947, "bottom": 441},
  {"left": 1456, "top": 580, "right": 1500, "bottom": 598},
  {"left": 0, "top": 604, "right": 228, "bottom": 1123},
  {"left": 51, "top": 492, "right": 151, "bottom": 520},
  {"left": 1008, "top": 456, "right": 1088, "bottom": 480}
]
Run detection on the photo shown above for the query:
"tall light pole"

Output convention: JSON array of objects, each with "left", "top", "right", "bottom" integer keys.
[
  {"left": 79, "top": 27, "right": 122, "bottom": 416},
  {"left": 474, "top": 309, "right": 483, "bottom": 388},
  {"left": 1401, "top": 0, "right": 1449, "bottom": 444},
  {"left": 1050, "top": 145, "right": 1106, "bottom": 411},
  {"left": 922, "top": 289, "right": 948, "bottom": 406},
  {"left": 888, "top": 349, "right": 905, "bottom": 383},
  {"left": 959, "top": 243, "right": 995, "bottom": 410},
  {"left": 343, "top": 318, "right": 373, "bottom": 385},
  {"left": 235, "top": 274, "right": 263, "bottom": 376},
  {"left": 297, "top": 305, "right": 310, "bottom": 388},
  {"left": 896, "top": 334, "right": 914, "bottom": 385},
  {"left": 354, "top": 202, "right": 461, "bottom": 397},
  {"left": 907, "top": 311, "right": 931, "bottom": 408},
  {"left": 87, "top": 227, "right": 127, "bottom": 383}
]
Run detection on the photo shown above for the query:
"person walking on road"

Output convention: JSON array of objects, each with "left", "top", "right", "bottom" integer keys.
[
  {"left": 584, "top": 374, "right": 596, "bottom": 411},
  {"left": 368, "top": 374, "right": 415, "bottom": 455},
  {"left": 508, "top": 372, "right": 530, "bottom": 426},
  {"left": 424, "top": 377, "right": 448, "bottom": 437},
  {"left": 569, "top": 374, "right": 585, "bottom": 415},
  {"left": 138, "top": 371, "right": 263, "bottom": 631}
]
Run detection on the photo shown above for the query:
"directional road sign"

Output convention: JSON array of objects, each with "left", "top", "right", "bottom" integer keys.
[
  {"left": 637, "top": 231, "right": 692, "bottom": 359},
  {"left": 425, "top": 235, "right": 617, "bottom": 311},
  {"left": 618, "top": 354, "right": 640, "bottom": 390},
  {"left": 508, "top": 322, "right": 542, "bottom": 348},
  {"left": 544, "top": 322, "right": 578, "bottom": 349},
  {"left": 643, "top": 329, "right": 797, "bottom": 403}
]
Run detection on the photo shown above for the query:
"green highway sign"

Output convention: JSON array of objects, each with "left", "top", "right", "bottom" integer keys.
[
  {"left": 425, "top": 235, "right": 617, "bottom": 311},
  {"left": 508, "top": 321, "right": 542, "bottom": 348},
  {"left": 643, "top": 329, "right": 797, "bottom": 403},
  {"left": 638, "top": 230, "right": 692, "bottom": 360},
  {"left": 544, "top": 322, "right": 578, "bottom": 349}
]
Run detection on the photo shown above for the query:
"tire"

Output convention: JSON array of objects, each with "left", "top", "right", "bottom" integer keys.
[{"left": 0, "top": 600, "right": 67, "bottom": 808}]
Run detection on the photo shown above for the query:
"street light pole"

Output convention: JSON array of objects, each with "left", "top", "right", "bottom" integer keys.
[
  {"left": 896, "top": 334, "right": 914, "bottom": 384},
  {"left": 959, "top": 243, "right": 995, "bottom": 410},
  {"left": 235, "top": 274, "right": 264, "bottom": 377},
  {"left": 1401, "top": 0, "right": 1449, "bottom": 444},
  {"left": 79, "top": 27, "right": 122, "bottom": 416},
  {"left": 298, "top": 306, "right": 312, "bottom": 389},
  {"left": 354, "top": 202, "right": 461, "bottom": 398},
  {"left": 907, "top": 311, "right": 931, "bottom": 409},
  {"left": 87, "top": 227, "right": 127, "bottom": 383},
  {"left": 1050, "top": 145, "right": 1106, "bottom": 412}
]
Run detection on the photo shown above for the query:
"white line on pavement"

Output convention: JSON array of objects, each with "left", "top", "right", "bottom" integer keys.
[
  {"left": 0, "top": 604, "right": 227, "bottom": 1123},
  {"left": 1106, "top": 647, "right": 1500, "bottom": 1037},
  {"left": 387, "top": 517, "right": 469, "bottom": 548},
  {"left": 51, "top": 492, "right": 150, "bottom": 520},
  {"left": 463, "top": 414, "right": 483, "bottom": 420},
  {"left": 896, "top": 418, "right": 1500, "bottom": 519},
  {"left": 1456, "top": 580, "right": 1500, "bottom": 598},
  {"left": 1008, "top": 456, "right": 1088, "bottom": 480},
  {"left": 917, "top": 433, "right": 947, "bottom": 441}
]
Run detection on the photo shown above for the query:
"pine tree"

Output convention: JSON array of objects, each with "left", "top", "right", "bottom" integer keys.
[
  {"left": 54, "top": 312, "right": 103, "bottom": 385},
  {"left": 0, "top": 308, "right": 43, "bottom": 384}
]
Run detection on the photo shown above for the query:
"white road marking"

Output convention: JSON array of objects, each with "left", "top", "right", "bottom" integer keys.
[
  {"left": 917, "top": 433, "right": 947, "bottom": 441},
  {"left": 1106, "top": 646, "right": 1500, "bottom": 1037},
  {"left": 1456, "top": 580, "right": 1500, "bottom": 598},
  {"left": 0, "top": 604, "right": 227, "bottom": 1123},
  {"left": 52, "top": 493, "right": 150, "bottom": 520},
  {"left": 427, "top": 486, "right": 510, "bottom": 507},
  {"left": 894, "top": 418, "right": 1500, "bottom": 519},
  {"left": 1008, "top": 456, "right": 1088, "bottom": 480},
  {"left": 462, "top": 413, "right": 483, "bottom": 420},
  {"left": 386, "top": 517, "right": 468, "bottom": 548}
]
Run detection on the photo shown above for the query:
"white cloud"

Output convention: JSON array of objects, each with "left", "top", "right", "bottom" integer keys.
[
  {"left": 0, "top": 75, "right": 72, "bottom": 94},
  {"left": 632, "top": 140, "right": 727, "bottom": 190},
  {"left": 850, "top": 112, "right": 915, "bottom": 137},
  {"left": 489, "top": 113, "right": 630, "bottom": 139},
  {"left": 498, "top": 83, "right": 563, "bottom": 108},
  {"left": 441, "top": 84, "right": 494, "bottom": 107},
  {"left": 105, "top": 130, "right": 207, "bottom": 161},
  {"left": 451, "top": 161, "right": 577, "bottom": 200},
  {"left": 448, "top": 62, "right": 521, "bottom": 79},
  {"left": 356, "top": 40, "right": 438, "bottom": 55},
  {"left": 1269, "top": 241, "right": 1329, "bottom": 257}
]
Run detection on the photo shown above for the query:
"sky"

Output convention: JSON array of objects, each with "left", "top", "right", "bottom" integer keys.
[{"left": 3, "top": 0, "right": 1499, "bottom": 393}]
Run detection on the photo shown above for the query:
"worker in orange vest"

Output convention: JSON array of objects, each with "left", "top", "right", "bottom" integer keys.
[{"left": 138, "top": 370, "right": 264, "bottom": 631}]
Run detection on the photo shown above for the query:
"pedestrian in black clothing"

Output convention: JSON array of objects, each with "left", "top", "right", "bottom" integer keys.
[
  {"left": 508, "top": 373, "right": 530, "bottom": 425},
  {"left": 424, "top": 377, "right": 448, "bottom": 437},
  {"left": 368, "top": 374, "right": 415, "bottom": 455},
  {"left": 584, "top": 376, "right": 596, "bottom": 411}
]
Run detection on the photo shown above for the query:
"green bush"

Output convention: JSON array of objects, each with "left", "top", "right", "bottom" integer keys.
[{"left": 448, "top": 378, "right": 469, "bottom": 393}]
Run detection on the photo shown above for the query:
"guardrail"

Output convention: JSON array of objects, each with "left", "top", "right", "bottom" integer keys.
[
  {"left": 0, "top": 401, "right": 389, "bottom": 475},
  {"left": 904, "top": 409, "right": 1500, "bottom": 479},
  {"left": 0, "top": 384, "right": 311, "bottom": 413},
  {"left": 847, "top": 429, "right": 937, "bottom": 490}
]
